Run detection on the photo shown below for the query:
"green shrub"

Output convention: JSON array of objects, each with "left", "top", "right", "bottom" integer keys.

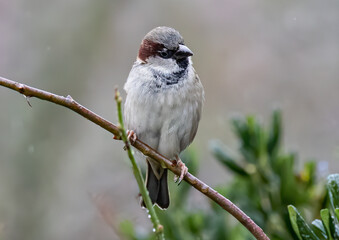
[{"left": 288, "top": 174, "right": 339, "bottom": 240}]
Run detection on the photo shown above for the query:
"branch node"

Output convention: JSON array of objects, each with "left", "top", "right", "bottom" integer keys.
[
  {"left": 114, "top": 88, "right": 122, "bottom": 103},
  {"left": 113, "top": 135, "right": 121, "bottom": 140},
  {"left": 201, "top": 185, "right": 209, "bottom": 194},
  {"left": 157, "top": 224, "right": 164, "bottom": 233},
  {"left": 66, "top": 95, "right": 74, "bottom": 101},
  {"left": 191, "top": 177, "right": 198, "bottom": 185},
  {"left": 18, "top": 83, "right": 25, "bottom": 93}
]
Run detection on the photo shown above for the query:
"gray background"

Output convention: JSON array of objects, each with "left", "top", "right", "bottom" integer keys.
[{"left": 1, "top": 0, "right": 339, "bottom": 239}]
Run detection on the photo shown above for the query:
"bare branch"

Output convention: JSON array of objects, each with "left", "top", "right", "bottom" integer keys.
[{"left": 0, "top": 76, "right": 270, "bottom": 240}]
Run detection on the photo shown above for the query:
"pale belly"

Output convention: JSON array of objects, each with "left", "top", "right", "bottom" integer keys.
[{"left": 124, "top": 92, "right": 199, "bottom": 159}]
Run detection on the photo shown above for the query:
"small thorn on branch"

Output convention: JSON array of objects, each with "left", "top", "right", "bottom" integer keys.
[{"left": 23, "top": 95, "right": 32, "bottom": 107}]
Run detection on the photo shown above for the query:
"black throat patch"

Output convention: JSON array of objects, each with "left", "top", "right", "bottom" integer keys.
[{"left": 152, "top": 58, "right": 189, "bottom": 87}]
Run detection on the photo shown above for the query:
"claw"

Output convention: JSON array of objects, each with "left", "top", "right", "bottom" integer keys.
[
  {"left": 126, "top": 130, "right": 137, "bottom": 144},
  {"left": 174, "top": 175, "right": 179, "bottom": 182},
  {"left": 173, "top": 156, "right": 188, "bottom": 185}
]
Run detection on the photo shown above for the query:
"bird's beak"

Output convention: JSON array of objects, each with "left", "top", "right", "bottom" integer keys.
[{"left": 174, "top": 44, "right": 193, "bottom": 59}]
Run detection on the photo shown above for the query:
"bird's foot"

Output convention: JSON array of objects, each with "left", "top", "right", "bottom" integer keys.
[
  {"left": 173, "top": 156, "right": 188, "bottom": 185},
  {"left": 121, "top": 130, "right": 137, "bottom": 151},
  {"left": 126, "top": 130, "right": 137, "bottom": 144}
]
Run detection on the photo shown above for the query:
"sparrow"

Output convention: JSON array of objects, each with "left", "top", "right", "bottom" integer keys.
[{"left": 124, "top": 26, "right": 204, "bottom": 209}]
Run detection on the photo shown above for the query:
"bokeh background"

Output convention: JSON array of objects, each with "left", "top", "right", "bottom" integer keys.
[{"left": 1, "top": 0, "right": 339, "bottom": 239}]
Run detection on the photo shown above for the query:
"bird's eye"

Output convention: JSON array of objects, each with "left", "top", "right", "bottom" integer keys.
[
  {"left": 160, "top": 51, "right": 169, "bottom": 58},
  {"left": 159, "top": 49, "right": 175, "bottom": 59}
]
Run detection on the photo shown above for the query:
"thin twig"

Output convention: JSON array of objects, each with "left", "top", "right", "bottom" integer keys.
[
  {"left": 115, "top": 89, "right": 164, "bottom": 239},
  {"left": 0, "top": 76, "right": 270, "bottom": 240}
]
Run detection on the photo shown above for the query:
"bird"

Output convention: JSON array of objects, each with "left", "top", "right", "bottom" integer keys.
[{"left": 124, "top": 26, "right": 204, "bottom": 209}]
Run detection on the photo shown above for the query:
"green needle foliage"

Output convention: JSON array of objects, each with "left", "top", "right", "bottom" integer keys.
[{"left": 288, "top": 174, "right": 339, "bottom": 240}]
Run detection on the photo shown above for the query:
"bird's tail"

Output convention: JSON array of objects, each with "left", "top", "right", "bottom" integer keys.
[{"left": 142, "top": 159, "right": 169, "bottom": 209}]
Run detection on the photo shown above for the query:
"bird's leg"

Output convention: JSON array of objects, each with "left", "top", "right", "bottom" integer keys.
[
  {"left": 173, "top": 155, "right": 188, "bottom": 185},
  {"left": 126, "top": 130, "right": 137, "bottom": 144},
  {"left": 114, "top": 130, "right": 137, "bottom": 150}
]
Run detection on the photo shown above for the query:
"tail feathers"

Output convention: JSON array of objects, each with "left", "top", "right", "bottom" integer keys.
[
  {"left": 142, "top": 162, "right": 169, "bottom": 209},
  {"left": 155, "top": 169, "right": 169, "bottom": 209}
]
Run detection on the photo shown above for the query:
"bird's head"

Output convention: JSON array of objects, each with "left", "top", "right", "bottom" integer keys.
[{"left": 138, "top": 26, "right": 193, "bottom": 70}]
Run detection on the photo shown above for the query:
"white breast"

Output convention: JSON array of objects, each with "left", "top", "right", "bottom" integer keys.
[{"left": 124, "top": 60, "right": 204, "bottom": 159}]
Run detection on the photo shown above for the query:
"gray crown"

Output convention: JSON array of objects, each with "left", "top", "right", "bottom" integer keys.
[{"left": 143, "top": 26, "right": 184, "bottom": 50}]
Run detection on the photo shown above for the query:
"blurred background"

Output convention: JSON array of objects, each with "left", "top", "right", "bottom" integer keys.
[{"left": 1, "top": 0, "right": 339, "bottom": 239}]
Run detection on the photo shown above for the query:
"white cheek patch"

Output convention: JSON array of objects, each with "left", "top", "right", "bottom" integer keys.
[{"left": 147, "top": 56, "right": 181, "bottom": 74}]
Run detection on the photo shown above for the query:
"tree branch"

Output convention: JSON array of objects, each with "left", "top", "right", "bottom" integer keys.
[{"left": 0, "top": 76, "right": 270, "bottom": 240}]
